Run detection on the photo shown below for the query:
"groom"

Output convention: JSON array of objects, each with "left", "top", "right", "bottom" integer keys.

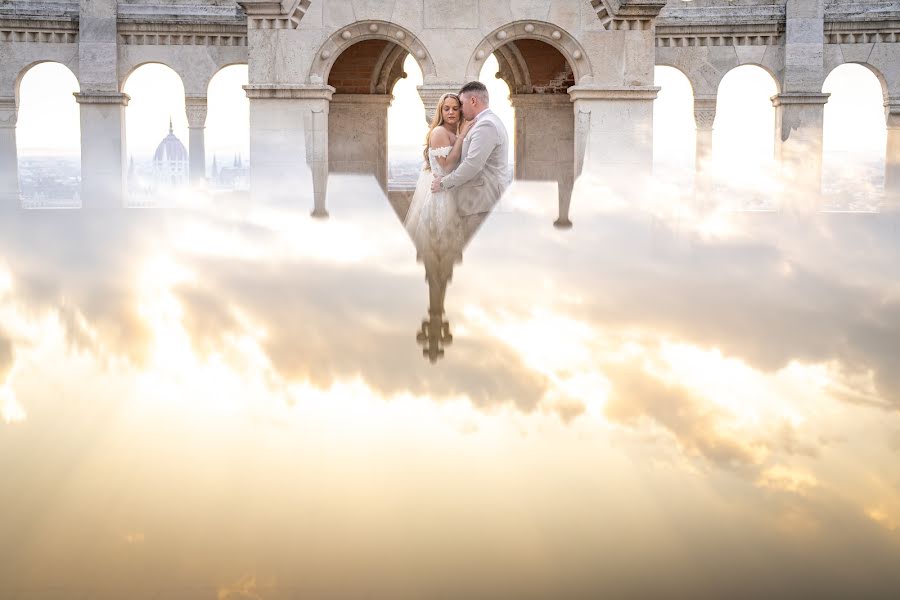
[{"left": 431, "top": 81, "right": 509, "bottom": 220}]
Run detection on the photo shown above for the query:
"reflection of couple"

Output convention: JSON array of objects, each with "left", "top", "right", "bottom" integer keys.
[{"left": 403, "top": 81, "right": 510, "bottom": 362}]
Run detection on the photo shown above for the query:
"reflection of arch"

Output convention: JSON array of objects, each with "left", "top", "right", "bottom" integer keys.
[
  {"left": 465, "top": 21, "right": 592, "bottom": 84},
  {"left": 14, "top": 60, "right": 80, "bottom": 103},
  {"left": 309, "top": 21, "right": 436, "bottom": 85}
]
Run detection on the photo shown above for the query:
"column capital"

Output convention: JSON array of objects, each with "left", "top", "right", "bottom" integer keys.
[
  {"left": 243, "top": 84, "right": 334, "bottom": 101},
  {"left": 567, "top": 86, "right": 660, "bottom": 102},
  {"left": 693, "top": 96, "right": 717, "bottom": 131},
  {"left": 0, "top": 97, "right": 17, "bottom": 128},
  {"left": 770, "top": 92, "right": 830, "bottom": 108},
  {"left": 885, "top": 99, "right": 900, "bottom": 130},
  {"left": 185, "top": 96, "right": 208, "bottom": 128},
  {"left": 73, "top": 92, "right": 130, "bottom": 106}
]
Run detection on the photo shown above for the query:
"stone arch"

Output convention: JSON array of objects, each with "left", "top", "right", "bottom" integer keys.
[
  {"left": 308, "top": 21, "right": 436, "bottom": 85},
  {"left": 13, "top": 60, "right": 80, "bottom": 103},
  {"left": 207, "top": 61, "right": 250, "bottom": 93},
  {"left": 823, "top": 61, "right": 890, "bottom": 103},
  {"left": 716, "top": 62, "right": 781, "bottom": 97},
  {"left": 119, "top": 60, "right": 187, "bottom": 95},
  {"left": 465, "top": 21, "right": 592, "bottom": 85}
]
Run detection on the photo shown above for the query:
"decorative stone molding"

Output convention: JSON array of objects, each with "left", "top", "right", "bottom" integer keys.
[
  {"left": 243, "top": 84, "right": 334, "bottom": 101},
  {"left": 693, "top": 96, "right": 716, "bottom": 131},
  {"left": 568, "top": 86, "right": 661, "bottom": 103},
  {"left": 770, "top": 92, "right": 830, "bottom": 108},
  {"left": 118, "top": 23, "right": 248, "bottom": 47},
  {"left": 824, "top": 28, "right": 900, "bottom": 44},
  {"left": 0, "top": 97, "right": 17, "bottom": 128},
  {"left": 238, "top": 0, "right": 311, "bottom": 30},
  {"left": 656, "top": 25, "right": 783, "bottom": 47},
  {"left": 466, "top": 22, "right": 592, "bottom": 84},
  {"left": 185, "top": 96, "right": 208, "bottom": 128},
  {"left": 310, "top": 21, "right": 436, "bottom": 85},
  {"left": 0, "top": 19, "right": 77, "bottom": 43},
  {"left": 591, "top": 0, "right": 667, "bottom": 31},
  {"left": 73, "top": 92, "right": 130, "bottom": 106}
]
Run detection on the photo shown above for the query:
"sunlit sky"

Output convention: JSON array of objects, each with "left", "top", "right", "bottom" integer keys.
[{"left": 13, "top": 56, "right": 887, "bottom": 181}]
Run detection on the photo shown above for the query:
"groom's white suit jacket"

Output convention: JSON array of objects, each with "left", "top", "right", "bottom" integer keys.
[{"left": 441, "top": 108, "right": 510, "bottom": 216}]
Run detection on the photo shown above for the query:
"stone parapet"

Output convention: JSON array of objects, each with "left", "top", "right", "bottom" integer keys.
[
  {"left": 73, "top": 92, "right": 130, "bottom": 106},
  {"left": 243, "top": 84, "right": 334, "bottom": 101}
]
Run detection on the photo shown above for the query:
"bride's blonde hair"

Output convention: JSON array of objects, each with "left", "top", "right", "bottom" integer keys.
[{"left": 423, "top": 93, "right": 460, "bottom": 171}]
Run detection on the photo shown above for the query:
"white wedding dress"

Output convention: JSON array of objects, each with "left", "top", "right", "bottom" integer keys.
[{"left": 403, "top": 146, "right": 465, "bottom": 268}]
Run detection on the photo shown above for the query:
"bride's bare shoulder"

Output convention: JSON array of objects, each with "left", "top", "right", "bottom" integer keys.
[{"left": 429, "top": 127, "right": 452, "bottom": 148}]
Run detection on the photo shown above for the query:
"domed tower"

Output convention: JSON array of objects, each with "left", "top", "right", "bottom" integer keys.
[{"left": 152, "top": 117, "right": 188, "bottom": 188}]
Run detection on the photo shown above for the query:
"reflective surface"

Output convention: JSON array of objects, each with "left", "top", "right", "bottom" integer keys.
[{"left": 2, "top": 177, "right": 900, "bottom": 599}]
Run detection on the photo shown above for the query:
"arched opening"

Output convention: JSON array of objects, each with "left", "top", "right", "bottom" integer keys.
[
  {"left": 123, "top": 63, "right": 188, "bottom": 198},
  {"left": 713, "top": 65, "right": 779, "bottom": 203},
  {"left": 16, "top": 62, "right": 80, "bottom": 207},
  {"left": 206, "top": 64, "right": 250, "bottom": 193},
  {"left": 387, "top": 54, "right": 426, "bottom": 188},
  {"left": 478, "top": 54, "right": 515, "bottom": 167},
  {"left": 653, "top": 66, "right": 695, "bottom": 187},
  {"left": 822, "top": 64, "right": 886, "bottom": 209},
  {"left": 483, "top": 38, "right": 575, "bottom": 221},
  {"left": 327, "top": 38, "right": 409, "bottom": 191}
]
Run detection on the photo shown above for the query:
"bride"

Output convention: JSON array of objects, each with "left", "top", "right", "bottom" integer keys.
[{"left": 404, "top": 93, "right": 473, "bottom": 257}]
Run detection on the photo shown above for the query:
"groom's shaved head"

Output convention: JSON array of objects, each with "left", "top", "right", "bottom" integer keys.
[{"left": 459, "top": 81, "right": 489, "bottom": 105}]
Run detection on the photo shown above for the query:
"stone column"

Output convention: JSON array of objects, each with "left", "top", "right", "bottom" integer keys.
[
  {"left": 510, "top": 94, "right": 574, "bottom": 227},
  {"left": 0, "top": 97, "right": 18, "bottom": 205},
  {"left": 329, "top": 94, "right": 392, "bottom": 192},
  {"left": 885, "top": 99, "right": 900, "bottom": 205},
  {"left": 693, "top": 95, "right": 716, "bottom": 194},
  {"left": 185, "top": 96, "right": 208, "bottom": 186},
  {"left": 74, "top": 92, "right": 129, "bottom": 207},
  {"left": 569, "top": 86, "right": 659, "bottom": 192},
  {"left": 771, "top": 92, "right": 829, "bottom": 199},
  {"left": 417, "top": 85, "right": 465, "bottom": 124},
  {"left": 244, "top": 84, "right": 332, "bottom": 216}
]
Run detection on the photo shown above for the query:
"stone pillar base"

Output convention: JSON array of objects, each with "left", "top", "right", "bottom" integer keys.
[
  {"left": 569, "top": 86, "right": 659, "bottom": 197},
  {"left": 74, "top": 92, "right": 130, "bottom": 208},
  {"left": 244, "top": 84, "right": 332, "bottom": 212},
  {"left": 511, "top": 94, "right": 574, "bottom": 226},
  {"left": 772, "top": 92, "right": 829, "bottom": 209},
  {"left": 329, "top": 94, "right": 392, "bottom": 192},
  {"left": 0, "top": 97, "right": 19, "bottom": 206},
  {"left": 185, "top": 96, "right": 208, "bottom": 186}
]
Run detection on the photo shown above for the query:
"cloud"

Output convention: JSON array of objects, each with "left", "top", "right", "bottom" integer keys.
[{"left": 603, "top": 364, "right": 766, "bottom": 472}]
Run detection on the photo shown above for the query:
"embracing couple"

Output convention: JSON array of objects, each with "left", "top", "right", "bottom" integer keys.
[{"left": 404, "top": 81, "right": 509, "bottom": 252}]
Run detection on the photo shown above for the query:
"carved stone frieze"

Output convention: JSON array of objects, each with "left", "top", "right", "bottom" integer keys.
[{"left": 185, "top": 96, "right": 208, "bottom": 128}]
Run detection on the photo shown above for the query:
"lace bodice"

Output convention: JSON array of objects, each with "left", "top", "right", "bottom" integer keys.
[{"left": 428, "top": 146, "right": 452, "bottom": 177}]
